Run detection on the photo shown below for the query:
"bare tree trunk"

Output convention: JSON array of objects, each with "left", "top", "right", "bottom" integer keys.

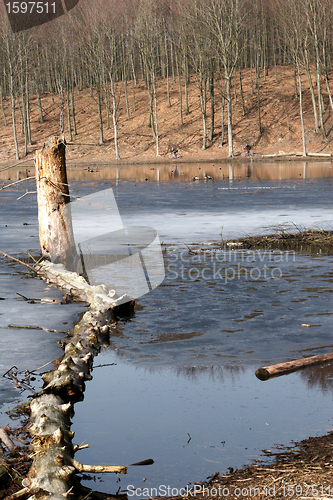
[
  {"left": 325, "top": 71, "right": 333, "bottom": 112},
  {"left": 296, "top": 60, "right": 307, "bottom": 157},
  {"left": 66, "top": 82, "right": 73, "bottom": 142},
  {"left": 304, "top": 65, "right": 319, "bottom": 133},
  {"left": 175, "top": 52, "right": 183, "bottom": 126},
  {"left": 59, "top": 82, "right": 65, "bottom": 138},
  {"left": 21, "top": 91, "right": 28, "bottom": 156},
  {"left": 36, "top": 86, "right": 44, "bottom": 123},
  {"left": 132, "top": 78, "right": 136, "bottom": 112},
  {"left": 104, "top": 78, "right": 111, "bottom": 130},
  {"left": 165, "top": 34, "right": 171, "bottom": 108},
  {"left": 25, "top": 60, "right": 31, "bottom": 146},
  {"left": 239, "top": 68, "right": 245, "bottom": 116},
  {"left": 316, "top": 59, "right": 326, "bottom": 140},
  {"left": 184, "top": 74, "right": 189, "bottom": 114},
  {"left": 226, "top": 75, "right": 233, "bottom": 158},
  {"left": 110, "top": 76, "right": 120, "bottom": 160},
  {"left": 124, "top": 78, "right": 130, "bottom": 120},
  {"left": 199, "top": 76, "right": 207, "bottom": 150},
  {"left": 293, "top": 63, "right": 298, "bottom": 98},
  {"left": 209, "top": 72, "right": 214, "bottom": 142},
  {"left": 70, "top": 85, "right": 77, "bottom": 135},
  {"left": 10, "top": 75, "right": 19, "bottom": 160},
  {"left": 257, "top": 60, "right": 262, "bottom": 137},
  {"left": 153, "top": 74, "right": 160, "bottom": 156},
  {"left": 0, "top": 86, "right": 7, "bottom": 126},
  {"left": 219, "top": 78, "right": 226, "bottom": 148},
  {"left": 35, "top": 136, "right": 75, "bottom": 264},
  {"left": 96, "top": 83, "right": 104, "bottom": 145}
]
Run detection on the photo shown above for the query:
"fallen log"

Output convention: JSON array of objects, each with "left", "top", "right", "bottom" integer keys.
[
  {"left": 255, "top": 351, "right": 333, "bottom": 381},
  {"left": 307, "top": 152, "right": 332, "bottom": 157}
]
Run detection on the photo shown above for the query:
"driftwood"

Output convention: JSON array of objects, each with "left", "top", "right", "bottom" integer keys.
[{"left": 255, "top": 351, "right": 333, "bottom": 381}]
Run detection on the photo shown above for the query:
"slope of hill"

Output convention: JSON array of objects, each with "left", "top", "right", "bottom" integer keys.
[{"left": 0, "top": 65, "right": 332, "bottom": 165}]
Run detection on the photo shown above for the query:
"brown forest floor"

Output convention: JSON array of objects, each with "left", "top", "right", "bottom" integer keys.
[{"left": 1, "top": 65, "right": 333, "bottom": 165}]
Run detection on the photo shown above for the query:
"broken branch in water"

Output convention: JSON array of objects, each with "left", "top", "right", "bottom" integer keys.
[
  {"left": 0, "top": 249, "right": 37, "bottom": 273},
  {"left": 8, "top": 323, "right": 65, "bottom": 333},
  {"left": 70, "top": 459, "right": 127, "bottom": 474}
]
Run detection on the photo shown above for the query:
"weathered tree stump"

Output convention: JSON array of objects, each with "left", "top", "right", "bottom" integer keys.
[{"left": 35, "top": 136, "right": 76, "bottom": 265}]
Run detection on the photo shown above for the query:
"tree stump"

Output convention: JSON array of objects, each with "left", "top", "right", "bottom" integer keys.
[{"left": 35, "top": 137, "right": 76, "bottom": 266}]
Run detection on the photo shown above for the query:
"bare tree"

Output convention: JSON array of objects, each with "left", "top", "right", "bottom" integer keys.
[{"left": 202, "top": 0, "right": 245, "bottom": 157}]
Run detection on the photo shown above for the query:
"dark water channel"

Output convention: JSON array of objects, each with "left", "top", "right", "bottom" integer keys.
[{"left": 0, "top": 163, "right": 333, "bottom": 497}]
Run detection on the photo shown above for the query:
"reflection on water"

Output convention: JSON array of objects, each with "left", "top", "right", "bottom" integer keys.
[{"left": 1, "top": 160, "right": 333, "bottom": 184}]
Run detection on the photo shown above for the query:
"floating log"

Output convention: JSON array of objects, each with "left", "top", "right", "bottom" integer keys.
[{"left": 255, "top": 351, "right": 333, "bottom": 381}]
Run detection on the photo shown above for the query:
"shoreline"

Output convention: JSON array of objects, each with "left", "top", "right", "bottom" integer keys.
[{"left": 1, "top": 151, "right": 333, "bottom": 170}]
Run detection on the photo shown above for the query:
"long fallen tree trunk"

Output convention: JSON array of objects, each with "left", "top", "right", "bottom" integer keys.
[
  {"left": 255, "top": 351, "right": 333, "bottom": 381},
  {"left": 22, "top": 262, "right": 128, "bottom": 500},
  {"left": 11, "top": 137, "right": 130, "bottom": 500}
]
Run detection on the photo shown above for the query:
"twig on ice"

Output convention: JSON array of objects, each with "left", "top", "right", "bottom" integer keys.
[{"left": 0, "top": 249, "right": 37, "bottom": 273}]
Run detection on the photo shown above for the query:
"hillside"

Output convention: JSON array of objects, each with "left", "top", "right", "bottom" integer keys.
[{"left": 0, "top": 65, "right": 333, "bottom": 165}]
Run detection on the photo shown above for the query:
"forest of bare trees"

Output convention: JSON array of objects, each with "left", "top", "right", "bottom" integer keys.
[{"left": 1, "top": 0, "right": 333, "bottom": 158}]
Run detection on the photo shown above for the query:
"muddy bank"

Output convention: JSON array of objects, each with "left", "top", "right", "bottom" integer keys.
[{"left": 172, "top": 431, "right": 333, "bottom": 500}]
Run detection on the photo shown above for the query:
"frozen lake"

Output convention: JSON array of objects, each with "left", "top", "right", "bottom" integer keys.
[{"left": 0, "top": 163, "right": 332, "bottom": 496}]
